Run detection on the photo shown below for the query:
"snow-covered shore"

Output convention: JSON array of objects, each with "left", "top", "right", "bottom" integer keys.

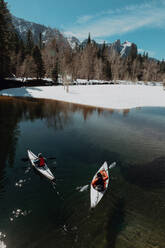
[{"left": 0, "top": 84, "right": 165, "bottom": 110}]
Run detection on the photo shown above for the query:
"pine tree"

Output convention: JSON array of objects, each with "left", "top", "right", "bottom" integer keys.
[
  {"left": 12, "top": 33, "right": 19, "bottom": 53},
  {"left": 10, "top": 32, "right": 23, "bottom": 75},
  {"left": 39, "top": 32, "right": 42, "bottom": 50},
  {"left": 102, "top": 41, "right": 106, "bottom": 55},
  {"left": 87, "top": 33, "right": 91, "bottom": 44},
  {"left": 26, "top": 30, "right": 34, "bottom": 55},
  {"left": 129, "top": 43, "right": 137, "bottom": 61},
  {"left": 19, "top": 39, "right": 26, "bottom": 63},
  {"left": 51, "top": 60, "right": 59, "bottom": 83},
  {"left": 32, "top": 45, "right": 45, "bottom": 79},
  {"left": 0, "top": 0, "right": 12, "bottom": 79},
  {"left": 103, "top": 60, "right": 112, "bottom": 80},
  {"left": 159, "top": 60, "right": 165, "bottom": 75}
]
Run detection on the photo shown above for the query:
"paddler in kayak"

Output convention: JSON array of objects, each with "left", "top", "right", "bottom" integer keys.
[
  {"left": 92, "top": 170, "right": 108, "bottom": 192},
  {"left": 35, "top": 153, "right": 46, "bottom": 167}
]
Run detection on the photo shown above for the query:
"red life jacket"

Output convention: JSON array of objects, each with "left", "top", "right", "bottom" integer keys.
[
  {"left": 39, "top": 157, "right": 45, "bottom": 167},
  {"left": 92, "top": 170, "right": 108, "bottom": 189}
]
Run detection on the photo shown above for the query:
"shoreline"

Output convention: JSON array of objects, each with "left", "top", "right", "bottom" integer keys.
[{"left": 0, "top": 84, "right": 165, "bottom": 110}]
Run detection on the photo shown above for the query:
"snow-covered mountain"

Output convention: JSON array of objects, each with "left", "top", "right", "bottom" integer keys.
[
  {"left": 12, "top": 15, "right": 136, "bottom": 57},
  {"left": 12, "top": 15, "right": 69, "bottom": 47},
  {"left": 66, "top": 36, "right": 80, "bottom": 49},
  {"left": 107, "top": 39, "right": 134, "bottom": 57},
  {"left": 120, "top": 41, "right": 132, "bottom": 56},
  {"left": 79, "top": 39, "right": 135, "bottom": 57}
]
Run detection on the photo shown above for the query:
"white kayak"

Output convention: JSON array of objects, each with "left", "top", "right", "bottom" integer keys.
[
  {"left": 90, "top": 161, "right": 110, "bottom": 208},
  {"left": 27, "top": 150, "right": 55, "bottom": 181}
]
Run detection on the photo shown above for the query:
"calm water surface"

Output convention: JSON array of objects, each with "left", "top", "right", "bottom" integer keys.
[{"left": 0, "top": 97, "right": 165, "bottom": 248}]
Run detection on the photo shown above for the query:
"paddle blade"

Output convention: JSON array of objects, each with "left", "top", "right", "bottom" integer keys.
[{"left": 109, "top": 162, "right": 116, "bottom": 170}]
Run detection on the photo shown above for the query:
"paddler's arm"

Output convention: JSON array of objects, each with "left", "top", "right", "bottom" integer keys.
[
  {"left": 101, "top": 170, "right": 108, "bottom": 181},
  {"left": 92, "top": 178, "right": 98, "bottom": 188},
  {"left": 102, "top": 171, "right": 108, "bottom": 181},
  {"left": 34, "top": 158, "right": 39, "bottom": 164},
  {"left": 103, "top": 175, "right": 108, "bottom": 181}
]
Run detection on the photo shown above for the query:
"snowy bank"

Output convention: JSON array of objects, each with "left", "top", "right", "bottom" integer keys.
[{"left": 0, "top": 85, "right": 165, "bottom": 110}]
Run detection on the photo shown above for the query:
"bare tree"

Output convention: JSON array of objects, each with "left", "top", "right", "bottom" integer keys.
[
  {"left": 20, "top": 55, "right": 37, "bottom": 79},
  {"left": 62, "top": 73, "right": 72, "bottom": 92}
]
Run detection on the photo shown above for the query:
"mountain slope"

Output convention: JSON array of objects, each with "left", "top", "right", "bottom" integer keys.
[
  {"left": 12, "top": 15, "right": 136, "bottom": 57},
  {"left": 12, "top": 15, "right": 69, "bottom": 47}
]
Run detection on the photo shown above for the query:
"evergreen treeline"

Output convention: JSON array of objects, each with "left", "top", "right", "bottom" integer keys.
[
  {"left": 1, "top": 0, "right": 165, "bottom": 85},
  {"left": 0, "top": 0, "right": 45, "bottom": 82}
]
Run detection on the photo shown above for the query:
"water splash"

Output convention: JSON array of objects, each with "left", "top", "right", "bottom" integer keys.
[
  {"left": 25, "top": 167, "right": 31, "bottom": 174},
  {"left": 9, "top": 209, "right": 31, "bottom": 222},
  {"left": 62, "top": 224, "right": 78, "bottom": 233},
  {"left": 0, "top": 232, "right": 6, "bottom": 248},
  {"left": 51, "top": 180, "right": 56, "bottom": 190},
  {"left": 0, "top": 240, "right": 6, "bottom": 248},
  {"left": 63, "top": 224, "right": 68, "bottom": 232},
  {"left": 15, "top": 178, "right": 31, "bottom": 188},
  {"left": 51, "top": 181, "right": 60, "bottom": 196},
  {"left": 0, "top": 234, "right": 6, "bottom": 240}
]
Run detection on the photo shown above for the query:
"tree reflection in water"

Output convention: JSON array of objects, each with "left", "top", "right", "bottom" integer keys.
[{"left": 0, "top": 96, "right": 114, "bottom": 169}]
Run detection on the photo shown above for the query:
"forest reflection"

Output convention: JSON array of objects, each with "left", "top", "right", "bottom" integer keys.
[{"left": 0, "top": 96, "right": 130, "bottom": 169}]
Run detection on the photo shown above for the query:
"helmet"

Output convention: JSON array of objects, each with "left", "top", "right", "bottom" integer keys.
[{"left": 38, "top": 153, "right": 42, "bottom": 158}]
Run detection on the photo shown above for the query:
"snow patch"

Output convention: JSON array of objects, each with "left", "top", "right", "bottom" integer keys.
[{"left": 1, "top": 82, "right": 165, "bottom": 110}]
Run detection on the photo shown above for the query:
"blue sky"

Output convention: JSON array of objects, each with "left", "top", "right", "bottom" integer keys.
[{"left": 7, "top": 0, "right": 165, "bottom": 60}]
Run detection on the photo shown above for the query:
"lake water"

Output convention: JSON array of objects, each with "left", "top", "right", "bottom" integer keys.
[{"left": 0, "top": 96, "right": 165, "bottom": 248}]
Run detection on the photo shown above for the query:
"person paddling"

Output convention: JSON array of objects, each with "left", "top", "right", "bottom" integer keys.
[
  {"left": 35, "top": 153, "right": 46, "bottom": 167},
  {"left": 92, "top": 169, "right": 108, "bottom": 192}
]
